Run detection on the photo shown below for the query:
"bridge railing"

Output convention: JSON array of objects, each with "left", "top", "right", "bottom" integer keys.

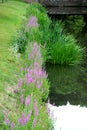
[{"left": 39, "top": 0, "right": 87, "bottom": 7}]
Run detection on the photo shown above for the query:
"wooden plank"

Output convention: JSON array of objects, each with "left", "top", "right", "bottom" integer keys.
[
  {"left": 47, "top": 7, "right": 87, "bottom": 14},
  {"left": 39, "top": 0, "right": 87, "bottom": 7}
]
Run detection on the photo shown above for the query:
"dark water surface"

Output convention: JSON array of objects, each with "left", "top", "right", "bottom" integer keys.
[{"left": 46, "top": 49, "right": 87, "bottom": 107}]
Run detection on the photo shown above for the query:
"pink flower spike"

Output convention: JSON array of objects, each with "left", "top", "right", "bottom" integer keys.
[
  {"left": 18, "top": 79, "right": 23, "bottom": 87},
  {"left": 25, "top": 73, "right": 34, "bottom": 84},
  {"left": 5, "top": 119, "right": 10, "bottom": 125},
  {"left": 32, "top": 118, "right": 37, "bottom": 128},
  {"left": 18, "top": 113, "right": 27, "bottom": 126},
  {"left": 34, "top": 108, "right": 38, "bottom": 116},
  {"left": 27, "top": 110, "right": 32, "bottom": 122},
  {"left": 10, "top": 122, "right": 15, "bottom": 130},
  {"left": 25, "top": 96, "right": 31, "bottom": 106},
  {"left": 36, "top": 81, "right": 42, "bottom": 89},
  {"left": 28, "top": 16, "right": 39, "bottom": 27}
]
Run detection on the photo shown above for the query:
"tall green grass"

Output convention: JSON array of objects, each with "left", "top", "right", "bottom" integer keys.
[
  {"left": 48, "top": 36, "right": 84, "bottom": 65},
  {"left": 47, "top": 21, "right": 85, "bottom": 65}
]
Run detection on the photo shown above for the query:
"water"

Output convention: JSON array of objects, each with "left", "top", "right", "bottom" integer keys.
[
  {"left": 46, "top": 48, "right": 87, "bottom": 129},
  {"left": 46, "top": 60, "right": 87, "bottom": 107}
]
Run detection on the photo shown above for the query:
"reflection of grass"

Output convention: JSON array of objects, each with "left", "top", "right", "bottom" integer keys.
[
  {"left": 0, "top": 0, "right": 27, "bottom": 107},
  {"left": 46, "top": 63, "right": 87, "bottom": 106},
  {"left": 46, "top": 64, "right": 81, "bottom": 93}
]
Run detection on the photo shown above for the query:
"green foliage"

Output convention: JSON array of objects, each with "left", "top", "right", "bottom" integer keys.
[
  {"left": 25, "top": 3, "right": 51, "bottom": 46},
  {"left": 26, "top": 3, "right": 50, "bottom": 29},
  {"left": 11, "top": 3, "right": 51, "bottom": 53},
  {"left": 11, "top": 3, "right": 85, "bottom": 66},
  {"left": 64, "top": 15, "right": 85, "bottom": 36},
  {"left": 45, "top": 21, "right": 85, "bottom": 65},
  {"left": 11, "top": 24, "right": 28, "bottom": 53},
  {"left": 48, "top": 21, "right": 64, "bottom": 45},
  {"left": 48, "top": 35, "right": 84, "bottom": 65}
]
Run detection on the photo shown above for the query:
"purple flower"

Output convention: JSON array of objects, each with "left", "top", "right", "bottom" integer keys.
[
  {"left": 5, "top": 119, "right": 10, "bottom": 125},
  {"left": 34, "top": 69, "right": 38, "bottom": 76},
  {"left": 36, "top": 81, "right": 42, "bottom": 89},
  {"left": 18, "top": 113, "right": 27, "bottom": 126},
  {"left": 38, "top": 70, "right": 43, "bottom": 76},
  {"left": 28, "top": 16, "right": 39, "bottom": 27},
  {"left": 18, "top": 79, "right": 22, "bottom": 87},
  {"left": 34, "top": 107, "right": 38, "bottom": 116},
  {"left": 10, "top": 122, "right": 15, "bottom": 130},
  {"left": 25, "top": 96, "right": 31, "bottom": 106},
  {"left": 18, "top": 111, "right": 32, "bottom": 126},
  {"left": 27, "top": 110, "right": 32, "bottom": 122},
  {"left": 25, "top": 73, "right": 34, "bottom": 84},
  {"left": 32, "top": 118, "right": 37, "bottom": 128},
  {"left": 18, "top": 118, "right": 22, "bottom": 125},
  {"left": 34, "top": 99, "right": 39, "bottom": 116}
]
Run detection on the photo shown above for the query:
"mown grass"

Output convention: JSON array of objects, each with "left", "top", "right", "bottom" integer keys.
[
  {"left": 0, "top": 0, "right": 27, "bottom": 108},
  {"left": 0, "top": 0, "right": 27, "bottom": 54}
]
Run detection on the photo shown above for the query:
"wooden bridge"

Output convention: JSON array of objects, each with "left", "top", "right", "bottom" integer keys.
[{"left": 23, "top": 0, "right": 87, "bottom": 14}]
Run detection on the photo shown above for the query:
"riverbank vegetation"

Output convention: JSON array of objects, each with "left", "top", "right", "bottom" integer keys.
[
  {"left": 0, "top": 1, "right": 52, "bottom": 130},
  {"left": 12, "top": 3, "right": 85, "bottom": 65}
]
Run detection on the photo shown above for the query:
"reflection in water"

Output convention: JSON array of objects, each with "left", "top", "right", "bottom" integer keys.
[
  {"left": 46, "top": 62, "right": 87, "bottom": 106},
  {"left": 48, "top": 102, "right": 87, "bottom": 130}
]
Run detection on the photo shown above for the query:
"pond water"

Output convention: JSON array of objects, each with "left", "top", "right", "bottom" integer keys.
[
  {"left": 46, "top": 59, "right": 87, "bottom": 107},
  {"left": 46, "top": 47, "right": 87, "bottom": 129}
]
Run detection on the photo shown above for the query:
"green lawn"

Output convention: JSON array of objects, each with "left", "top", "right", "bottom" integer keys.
[
  {"left": 0, "top": 0, "right": 27, "bottom": 59},
  {"left": 0, "top": 0, "right": 27, "bottom": 108}
]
